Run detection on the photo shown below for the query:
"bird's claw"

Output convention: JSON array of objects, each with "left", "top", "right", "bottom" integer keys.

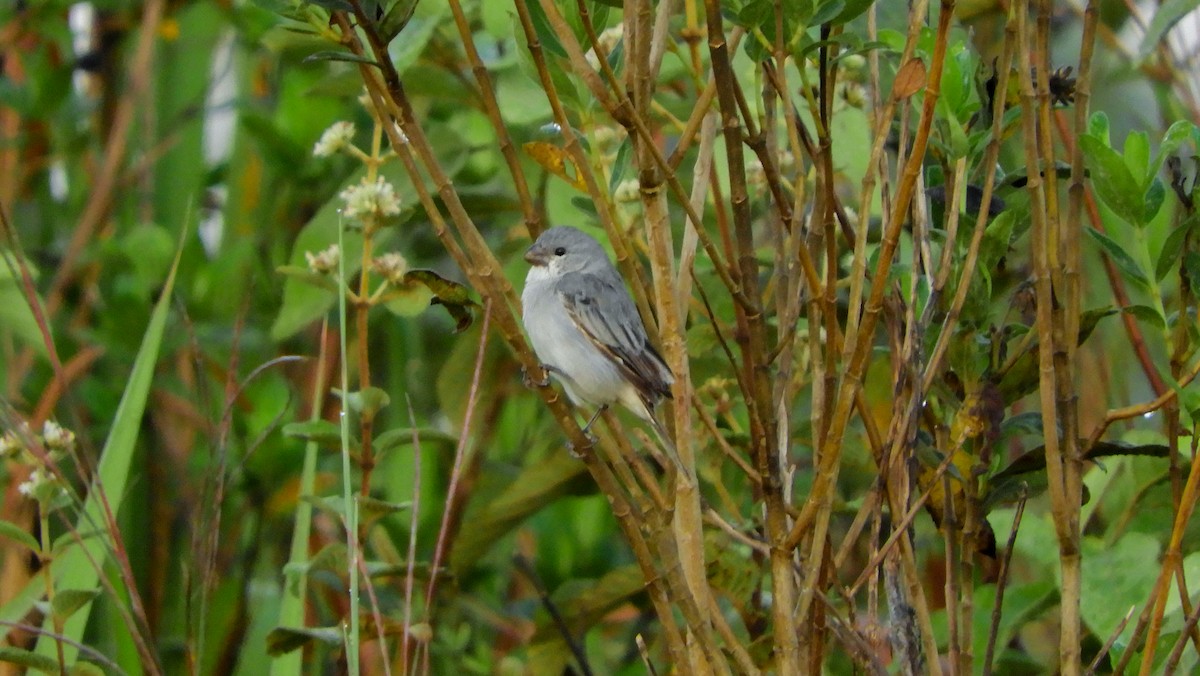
[
  {"left": 522, "top": 363, "right": 551, "bottom": 389},
  {"left": 564, "top": 431, "right": 597, "bottom": 458}
]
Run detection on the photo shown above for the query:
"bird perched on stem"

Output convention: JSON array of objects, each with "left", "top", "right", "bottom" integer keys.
[{"left": 521, "top": 226, "right": 685, "bottom": 475}]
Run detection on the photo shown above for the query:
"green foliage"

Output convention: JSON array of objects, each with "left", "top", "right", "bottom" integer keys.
[{"left": 2, "top": 0, "right": 1199, "bottom": 673}]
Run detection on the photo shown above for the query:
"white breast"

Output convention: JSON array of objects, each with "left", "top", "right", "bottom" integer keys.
[{"left": 522, "top": 271, "right": 632, "bottom": 411}]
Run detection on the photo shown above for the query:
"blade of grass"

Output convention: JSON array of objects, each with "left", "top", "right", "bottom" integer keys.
[
  {"left": 269, "top": 320, "right": 332, "bottom": 676},
  {"left": 26, "top": 225, "right": 187, "bottom": 665}
]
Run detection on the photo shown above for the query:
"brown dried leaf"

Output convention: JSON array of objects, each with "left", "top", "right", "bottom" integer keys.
[{"left": 893, "top": 58, "right": 927, "bottom": 100}]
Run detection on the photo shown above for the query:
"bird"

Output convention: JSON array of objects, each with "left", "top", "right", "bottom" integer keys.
[{"left": 520, "top": 226, "right": 683, "bottom": 471}]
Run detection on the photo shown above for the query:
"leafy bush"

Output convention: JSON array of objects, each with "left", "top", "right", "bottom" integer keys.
[{"left": 1, "top": 0, "right": 1199, "bottom": 673}]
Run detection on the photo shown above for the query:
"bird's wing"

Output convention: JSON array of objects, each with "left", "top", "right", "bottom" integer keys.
[{"left": 556, "top": 273, "right": 674, "bottom": 400}]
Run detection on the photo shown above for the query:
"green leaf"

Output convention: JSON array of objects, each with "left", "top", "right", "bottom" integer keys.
[
  {"left": 999, "top": 411, "right": 1044, "bottom": 439},
  {"left": 1123, "top": 130, "right": 1151, "bottom": 185},
  {"left": 50, "top": 588, "right": 100, "bottom": 622},
  {"left": 1080, "top": 134, "right": 1146, "bottom": 227},
  {"left": 979, "top": 209, "right": 1016, "bottom": 270},
  {"left": 337, "top": 386, "right": 391, "bottom": 422},
  {"left": 29, "top": 225, "right": 186, "bottom": 664},
  {"left": 120, "top": 223, "right": 175, "bottom": 292},
  {"left": 528, "top": 564, "right": 647, "bottom": 659},
  {"left": 1185, "top": 251, "right": 1200, "bottom": 297},
  {"left": 0, "top": 519, "right": 40, "bottom": 554},
  {"left": 522, "top": 0, "right": 567, "bottom": 58},
  {"left": 273, "top": 131, "right": 467, "bottom": 340},
  {"left": 373, "top": 427, "right": 457, "bottom": 455},
  {"left": 607, "top": 138, "right": 632, "bottom": 194},
  {"left": 302, "top": 50, "right": 378, "bottom": 66},
  {"left": 1081, "top": 532, "right": 1161, "bottom": 641},
  {"left": 1123, "top": 304, "right": 1166, "bottom": 331},
  {"left": 1085, "top": 227, "right": 1150, "bottom": 289},
  {"left": 0, "top": 252, "right": 49, "bottom": 357},
  {"left": 450, "top": 452, "right": 591, "bottom": 574},
  {"left": 282, "top": 420, "right": 344, "bottom": 445},
  {"left": 378, "top": 268, "right": 477, "bottom": 330},
  {"left": 358, "top": 495, "right": 411, "bottom": 528},
  {"left": 275, "top": 265, "right": 340, "bottom": 293},
  {"left": 305, "top": 0, "right": 351, "bottom": 11},
  {"left": 811, "top": 0, "right": 845, "bottom": 26},
  {"left": 1137, "top": 0, "right": 1200, "bottom": 60},
  {"left": 1151, "top": 119, "right": 1197, "bottom": 172},
  {"left": 1143, "top": 178, "right": 1166, "bottom": 223},
  {"left": 829, "top": 0, "right": 874, "bottom": 24},
  {"left": 266, "top": 626, "right": 344, "bottom": 656},
  {"left": 1088, "top": 111, "right": 1111, "bottom": 146},
  {"left": 381, "top": 280, "right": 435, "bottom": 317},
  {"left": 386, "top": 3, "right": 449, "bottom": 74},
  {"left": 405, "top": 269, "right": 477, "bottom": 332},
  {"left": 378, "top": 0, "right": 417, "bottom": 41},
  {"left": 1155, "top": 216, "right": 1197, "bottom": 280},
  {"left": 301, "top": 496, "right": 349, "bottom": 519}
]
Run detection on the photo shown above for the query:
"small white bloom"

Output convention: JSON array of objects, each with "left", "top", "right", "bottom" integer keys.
[
  {"left": 585, "top": 26, "right": 623, "bottom": 70},
  {"left": 42, "top": 420, "right": 75, "bottom": 451},
  {"left": 0, "top": 422, "right": 31, "bottom": 458},
  {"left": 746, "top": 157, "right": 766, "bottom": 187},
  {"left": 372, "top": 252, "right": 409, "bottom": 284},
  {"left": 0, "top": 432, "right": 22, "bottom": 458},
  {"left": 592, "top": 126, "right": 619, "bottom": 147},
  {"left": 18, "top": 469, "right": 43, "bottom": 498},
  {"left": 842, "top": 83, "right": 866, "bottom": 108},
  {"left": 313, "top": 121, "right": 356, "bottom": 157},
  {"left": 340, "top": 177, "right": 402, "bottom": 220},
  {"left": 305, "top": 244, "right": 341, "bottom": 274},
  {"left": 359, "top": 89, "right": 382, "bottom": 120},
  {"left": 841, "top": 54, "right": 867, "bottom": 72},
  {"left": 614, "top": 179, "right": 640, "bottom": 203}
]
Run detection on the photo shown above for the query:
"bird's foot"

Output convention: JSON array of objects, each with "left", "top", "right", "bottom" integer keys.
[
  {"left": 521, "top": 363, "right": 553, "bottom": 388},
  {"left": 565, "top": 426, "right": 599, "bottom": 459},
  {"left": 564, "top": 439, "right": 585, "bottom": 459}
]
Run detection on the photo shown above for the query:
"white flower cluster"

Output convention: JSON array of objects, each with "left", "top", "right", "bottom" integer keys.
[
  {"left": 42, "top": 420, "right": 75, "bottom": 450},
  {"left": 585, "top": 26, "right": 624, "bottom": 71},
  {"left": 0, "top": 421, "right": 30, "bottom": 457},
  {"left": 372, "top": 252, "right": 408, "bottom": 284},
  {"left": 614, "top": 179, "right": 640, "bottom": 203},
  {"left": 313, "top": 121, "right": 357, "bottom": 157},
  {"left": 1, "top": 420, "right": 75, "bottom": 458},
  {"left": 1, "top": 420, "right": 74, "bottom": 504},
  {"left": 305, "top": 244, "right": 341, "bottom": 274},
  {"left": 17, "top": 468, "right": 46, "bottom": 498},
  {"left": 340, "top": 177, "right": 402, "bottom": 221}
]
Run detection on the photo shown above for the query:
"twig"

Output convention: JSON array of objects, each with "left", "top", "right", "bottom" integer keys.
[
  {"left": 1085, "top": 604, "right": 1136, "bottom": 675},
  {"left": 513, "top": 555, "right": 595, "bottom": 676},
  {"left": 424, "top": 301, "right": 491, "bottom": 610},
  {"left": 400, "top": 394, "right": 423, "bottom": 675},
  {"left": 983, "top": 487, "right": 1029, "bottom": 675}
]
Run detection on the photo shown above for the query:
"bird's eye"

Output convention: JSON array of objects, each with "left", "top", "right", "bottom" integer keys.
[{"left": 554, "top": 247, "right": 566, "bottom": 256}]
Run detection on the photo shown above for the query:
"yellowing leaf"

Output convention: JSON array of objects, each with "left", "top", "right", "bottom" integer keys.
[{"left": 524, "top": 141, "right": 587, "bottom": 191}]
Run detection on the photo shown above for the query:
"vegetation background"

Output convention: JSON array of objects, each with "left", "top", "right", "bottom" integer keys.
[{"left": 1, "top": 0, "right": 1200, "bottom": 673}]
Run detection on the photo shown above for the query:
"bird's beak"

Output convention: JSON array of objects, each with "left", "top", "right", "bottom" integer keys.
[{"left": 524, "top": 243, "right": 548, "bottom": 266}]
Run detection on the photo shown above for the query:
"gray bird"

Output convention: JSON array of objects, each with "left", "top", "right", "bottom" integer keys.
[{"left": 521, "top": 226, "right": 677, "bottom": 452}]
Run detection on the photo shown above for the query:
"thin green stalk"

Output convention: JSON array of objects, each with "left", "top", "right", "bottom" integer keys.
[
  {"left": 40, "top": 506, "right": 66, "bottom": 673},
  {"left": 270, "top": 321, "right": 331, "bottom": 676},
  {"left": 337, "top": 217, "right": 360, "bottom": 676}
]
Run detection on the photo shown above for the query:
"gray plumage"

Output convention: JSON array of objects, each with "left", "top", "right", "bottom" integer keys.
[{"left": 521, "top": 226, "right": 674, "bottom": 431}]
